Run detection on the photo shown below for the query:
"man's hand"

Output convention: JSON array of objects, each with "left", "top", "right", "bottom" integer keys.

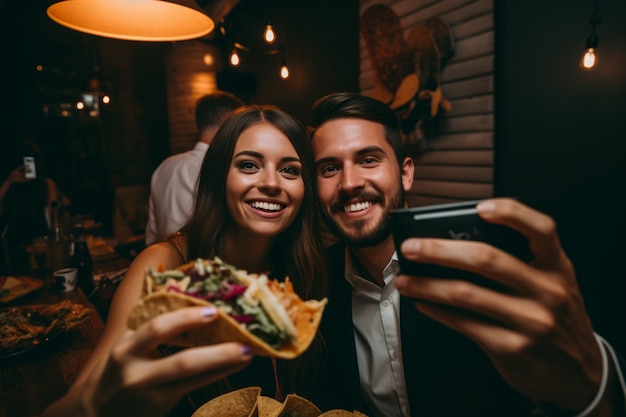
[{"left": 394, "top": 198, "right": 608, "bottom": 414}]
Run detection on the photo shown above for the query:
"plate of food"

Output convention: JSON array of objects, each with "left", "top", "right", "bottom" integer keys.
[
  {"left": 0, "top": 299, "right": 94, "bottom": 362},
  {"left": 0, "top": 276, "right": 45, "bottom": 303}
]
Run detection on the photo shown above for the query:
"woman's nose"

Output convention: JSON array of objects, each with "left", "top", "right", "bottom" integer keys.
[{"left": 257, "top": 169, "right": 280, "bottom": 193}]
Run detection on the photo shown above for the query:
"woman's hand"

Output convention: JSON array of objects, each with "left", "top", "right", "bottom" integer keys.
[
  {"left": 394, "top": 198, "right": 604, "bottom": 413},
  {"left": 43, "top": 306, "right": 253, "bottom": 417}
]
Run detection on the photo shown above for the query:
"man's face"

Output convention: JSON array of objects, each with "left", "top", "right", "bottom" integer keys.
[{"left": 312, "top": 118, "right": 414, "bottom": 247}]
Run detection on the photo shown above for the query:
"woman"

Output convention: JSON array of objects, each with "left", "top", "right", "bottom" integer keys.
[{"left": 41, "top": 105, "right": 328, "bottom": 417}]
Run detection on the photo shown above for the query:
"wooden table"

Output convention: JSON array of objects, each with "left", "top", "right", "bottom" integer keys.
[{"left": 0, "top": 285, "right": 105, "bottom": 417}]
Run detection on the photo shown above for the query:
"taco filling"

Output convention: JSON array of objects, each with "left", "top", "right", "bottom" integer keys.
[
  {"left": 128, "top": 257, "right": 327, "bottom": 358},
  {"left": 148, "top": 257, "right": 295, "bottom": 348}
]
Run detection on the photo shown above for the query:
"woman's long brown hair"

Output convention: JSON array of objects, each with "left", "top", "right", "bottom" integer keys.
[{"left": 179, "top": 105, "right": 329, "bottom": 395}]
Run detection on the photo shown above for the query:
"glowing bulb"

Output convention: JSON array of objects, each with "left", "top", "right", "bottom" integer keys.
[
  {"left": 264, "top": 24, "right": 276, "bottom": 44},
  {"left": 580, "top": 48, "right": 598, "bottom": 70},
  {"left": 280, "top": 64, "right": 289, "bottom": 79},
  {"left": 76, "top": 101, "right": 85, "bottom": 110},
  {"left": 230, "top": 49, "right": 240, "bottom": 66},
  {"left": 102, "top": 95, "right": 111, "bottom": 104}
]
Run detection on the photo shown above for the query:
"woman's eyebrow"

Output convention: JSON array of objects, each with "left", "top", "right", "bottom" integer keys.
[
  {"left": 234, "top": 150, "right": 301, "bottom": 164},
  {"left": 233, "top": 150, "right": 263, "bottom": 159}
]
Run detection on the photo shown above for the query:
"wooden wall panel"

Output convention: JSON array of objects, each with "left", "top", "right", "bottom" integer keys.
[{"left": 359, "top": 0, "right": 494, "bottom": 206}]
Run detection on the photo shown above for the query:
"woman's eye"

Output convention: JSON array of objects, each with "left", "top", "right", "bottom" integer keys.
[
  {"left": 280, "top": 166, "right": 301, "bottom": 178},
  {"left": 237, "top": 160, "right": 259, "bottom": 171}
]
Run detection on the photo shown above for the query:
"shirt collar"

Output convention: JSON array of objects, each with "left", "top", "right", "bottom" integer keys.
[{"left": 343, "top": 247, "right": 400, "bottom": 290}]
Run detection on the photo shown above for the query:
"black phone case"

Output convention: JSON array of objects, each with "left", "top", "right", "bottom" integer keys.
[{"left": 390, "top": 200, "right": 531, "bottom": 283}]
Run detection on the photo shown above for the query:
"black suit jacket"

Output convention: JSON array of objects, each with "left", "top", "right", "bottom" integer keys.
[{"left": 316, "top": 243, "right": 537, "bottom": 416}]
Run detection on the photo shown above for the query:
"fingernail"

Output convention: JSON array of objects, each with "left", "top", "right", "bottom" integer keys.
[
  {"left": 241, "top": 345, "right": 253, "bottom": 357},
  {"left": 476, "top": 201, "right": 496, "bottom": 213},
  {"left": 201, "top": 307, "right": 217, "bottom": 317}
]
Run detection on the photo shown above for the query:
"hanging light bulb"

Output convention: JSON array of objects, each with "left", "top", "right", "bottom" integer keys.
[
  {"left": 280, "top": 62, "right": 289, "bottom": 79},
  {"left": 580, "top": 30, "right": 599, "bottom": 70},
  {"left": 264, "top": 21, "right": 276, "bottom": 44},
  {"left": 280, "top": 47, "right": 289, "bottom": 79},
  {"left": 230, "top": 47, "right": 240, "bottom": 66},
  {"left": 580, "top": 0, "right": 602, "bottom": 71}
]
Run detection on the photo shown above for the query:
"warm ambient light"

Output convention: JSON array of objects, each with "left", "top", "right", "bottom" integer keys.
[
  {"left": 46, "top": 0, "right": 215, "bottom": 42},
  {"left": 280, "top": 61, "right": 289, "bottom": 79}
]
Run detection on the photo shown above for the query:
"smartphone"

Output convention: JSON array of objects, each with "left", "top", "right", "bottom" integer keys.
[
  {"left": 390, "top": 200, "right": 531, "bottom": 283},
  {"left": 23, "top": 156, "right": 37, "bottom": 179}
]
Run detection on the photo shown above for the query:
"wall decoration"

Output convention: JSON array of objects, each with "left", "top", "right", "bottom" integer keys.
[{"left": 361, "top": 3, "right": 455, "bottom": 147}]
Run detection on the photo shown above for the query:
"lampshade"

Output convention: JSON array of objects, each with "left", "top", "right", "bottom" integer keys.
[{"left": 47, "top": 0, "right": 215, "bottom": 42}]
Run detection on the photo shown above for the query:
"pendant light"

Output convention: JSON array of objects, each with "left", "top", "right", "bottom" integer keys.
[{"left": 47, "top": 0, "right": 215, "bottom": 42}]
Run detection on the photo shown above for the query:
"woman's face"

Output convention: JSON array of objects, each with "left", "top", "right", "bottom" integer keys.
[{"left": 226, "top": 122, "right": 305, "bottom": 238}]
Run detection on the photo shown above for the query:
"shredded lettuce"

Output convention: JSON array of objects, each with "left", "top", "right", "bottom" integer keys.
[{"left": 152, "top": 258, "right": 290, "bottom": 348}]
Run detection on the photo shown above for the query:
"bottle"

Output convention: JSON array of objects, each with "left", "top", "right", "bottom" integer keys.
[
  {"left": 72, "top": 220, "right": 95, "bottom": 296},
  {"left": 48, "top": 201, "right": 69, "bottom": 272}
]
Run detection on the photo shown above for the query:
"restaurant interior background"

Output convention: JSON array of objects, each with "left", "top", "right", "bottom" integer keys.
[{"left": 1, "top": 0, "right": 625, "bottom": 353}]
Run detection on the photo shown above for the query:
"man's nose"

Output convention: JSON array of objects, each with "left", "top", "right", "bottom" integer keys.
[{"left": 338, "top": 164, "right": 363, "bottom": 192}]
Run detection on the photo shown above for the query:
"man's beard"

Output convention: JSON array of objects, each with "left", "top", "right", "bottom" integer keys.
[{"left": 322, "top": 183, "right": 405, "bottom": 248}]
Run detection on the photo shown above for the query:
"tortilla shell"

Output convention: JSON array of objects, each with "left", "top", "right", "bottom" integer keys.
[
  {"left": 127, "top": 289, "right": 326, "bottom": 359},
  {"left": 191, "top": 386, "right": 261, "bottom": 417},
  {"left": 275, "top": 393, "right": 321, "bottom": 417},
  {"left": 257, "top": 396, "right": 282, "bottom": 417}
]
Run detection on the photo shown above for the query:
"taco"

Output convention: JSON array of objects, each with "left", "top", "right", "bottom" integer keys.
[{"left": 127, "top": 257, "right": 327, "bottom": 359}]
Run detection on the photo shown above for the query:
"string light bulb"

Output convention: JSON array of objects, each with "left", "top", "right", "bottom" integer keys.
[
  {"left": 230, "top": 48, "right": 240, "bottom": 66},
  {"left": 280, "top": 61, "right": 289, "bottom": 79},
  {"left": 580, "top": 0, "right": 602, "bottom": 71},
  {"left": 264, "top": 21, "right": 276, "bottom": 44},
  {"left": 280, "top": 46, "right": 289, "bottom": 79},
  {"left": 580, "top": 29, "right": 599, "bottom": 70}
]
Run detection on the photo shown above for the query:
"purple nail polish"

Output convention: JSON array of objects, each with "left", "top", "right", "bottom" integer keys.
[
  {"left": 201, "top": 307, "right": 217, "bottom": 317},
  {"left": 241, "top": 345, "right": 253, "bottom": 356}
]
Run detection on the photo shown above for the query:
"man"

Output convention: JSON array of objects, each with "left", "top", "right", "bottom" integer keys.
[
  {"left": 145, "top": 91, "right": 243, "bottom": 245},
  {"left": 308, "top": 92, "right": 625, "bottom": 416}
]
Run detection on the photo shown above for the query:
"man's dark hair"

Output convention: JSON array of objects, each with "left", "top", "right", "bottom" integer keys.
[
  {"left": 195, "top": 91, "right": 244, "bottom": 132},
  {"left": 308, "top": 92, "right": 406, "bottom": 166}
]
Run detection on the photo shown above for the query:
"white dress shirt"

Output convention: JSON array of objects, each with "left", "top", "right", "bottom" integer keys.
[
  {"left": 344, "top": 249, "right": 411, "bottom": 417},
  {"left": 145, "top": 142, "right": 208, "bottom": 245}
]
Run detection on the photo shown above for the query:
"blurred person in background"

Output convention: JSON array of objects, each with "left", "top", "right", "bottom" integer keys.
[
  {"left": 145, "top": 91, "right": 244, "bottom": 245},
  {"left": 0, "top": 140, "right": 58, "bottom": 274}
]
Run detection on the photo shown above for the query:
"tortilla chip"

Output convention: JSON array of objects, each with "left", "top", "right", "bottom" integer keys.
[
  {"left": 127, "top": 289, "right": 326, "bottom": 359},
  {"left": 191, "top": 387, "right": 369, "bottom": 417},
  {"left": 257, "top": 396, "right": 282, "bottom": 417},
  {"left": 275, "top": 393, "right": 321, "bottom": 417},
  {"left": 191, "top": 386, "right": 261, "bottom": 417}
]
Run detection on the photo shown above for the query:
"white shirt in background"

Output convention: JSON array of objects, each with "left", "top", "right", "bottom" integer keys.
[{"left": 145, "top": 141, "right": 208, "bottom": 245}]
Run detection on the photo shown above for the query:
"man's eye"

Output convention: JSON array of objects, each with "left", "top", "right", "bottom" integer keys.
[
  {"left": 319, "top": 165, "right": 340, "bottom": 177},
  {"left": 360, "top": 157, "right": 378, "bottom": 165},
  {"left": 280, "top": 166, "right": 301, "bottom": 178}
]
